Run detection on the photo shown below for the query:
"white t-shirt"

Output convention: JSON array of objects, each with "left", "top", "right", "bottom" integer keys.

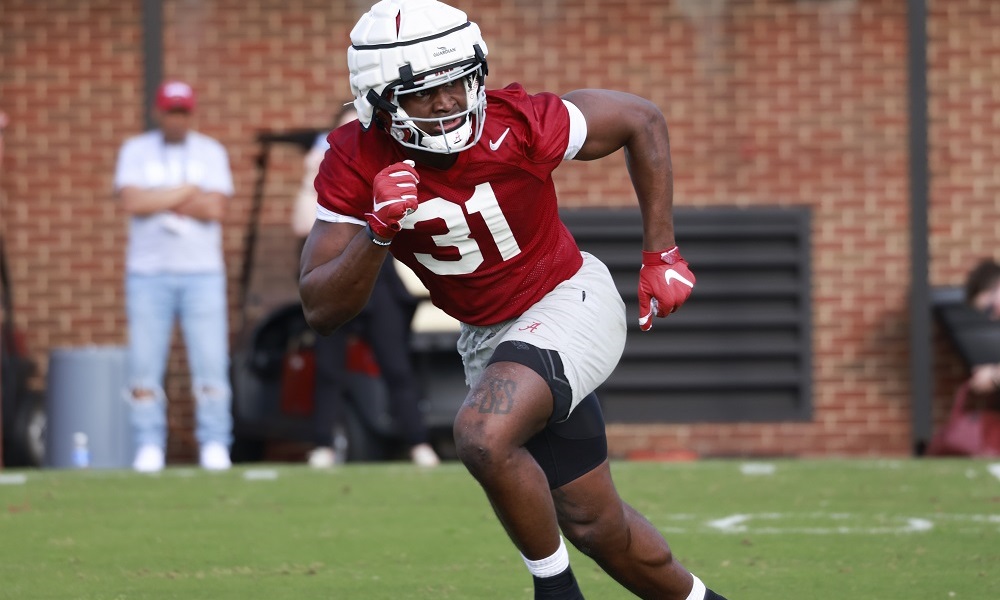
[
  {"left": 291, "top": 132, "right": 331, "bottom": 238},
  {"left": 114, "top": 130, "right": 234, "bottom": 274}
]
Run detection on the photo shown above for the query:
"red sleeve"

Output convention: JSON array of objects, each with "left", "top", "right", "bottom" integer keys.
[
  {"left": 314, "top": 123, "right": 395, "bottom": 221},
  {"left": 491, "top": 84, "right": 570, "bottom": 167}
]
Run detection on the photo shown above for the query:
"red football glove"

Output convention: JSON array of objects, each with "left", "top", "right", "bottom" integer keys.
[
  {"left": 637, "top": 246, "right": 695, "bottom": 332},
  {"left": 365, "top": 160, "right": 419, "bottom": 240}
]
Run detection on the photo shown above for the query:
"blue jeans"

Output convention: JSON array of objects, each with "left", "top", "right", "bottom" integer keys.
[{"left": 126, "top": 272, "right": 232, "bottom": 449}]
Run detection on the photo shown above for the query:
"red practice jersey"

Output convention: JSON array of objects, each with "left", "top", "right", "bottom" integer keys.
[{"left": 315, "top": 83, "right": 584, "bottom": 326}]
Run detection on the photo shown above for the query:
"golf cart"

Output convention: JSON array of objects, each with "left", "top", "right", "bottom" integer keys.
[{"left": 1, "top": 235, "right": 46, "bottom": 467}]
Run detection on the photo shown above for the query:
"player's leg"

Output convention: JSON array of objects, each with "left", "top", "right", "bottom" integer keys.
[
  {"left": 554, "top": 465, "right": 728, "bottom": 599},
  {"left": 554, "top": 461, "right": 695, "bottom": 599},
  {"left": 530, "top": 393, "right": 728, "bottom": 600},
  {"left": 452, "top": 359, "right": 583, "bottom": 598},
  {"left": 524, "top": 391, "right": 685, "bottom": 596},
  {"left": 454, "top": 359, "right": 559, "bottom": 552},
  {"left": 453, "top": 253, "right": 628, "bottom": 596}
]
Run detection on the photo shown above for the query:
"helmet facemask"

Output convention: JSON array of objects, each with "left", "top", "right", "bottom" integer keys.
[{"left": 381, "top": 60, "right": 487, "bottom": 154}]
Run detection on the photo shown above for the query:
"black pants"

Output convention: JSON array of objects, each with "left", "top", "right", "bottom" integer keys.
[{"left": 311, "top": 260, "right": 430, "bottom": 448}]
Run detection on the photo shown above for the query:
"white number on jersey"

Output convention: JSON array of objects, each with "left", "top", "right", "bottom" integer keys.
[{"left": 401, "top": 182, "right": 522, "bottom": 276}]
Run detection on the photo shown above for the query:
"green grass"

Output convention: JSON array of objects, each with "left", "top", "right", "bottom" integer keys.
[{"left": 1, "top": 459, "right": 998, "bottom": 599}]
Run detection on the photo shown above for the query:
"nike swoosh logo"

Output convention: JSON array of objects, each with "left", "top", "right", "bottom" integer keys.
[
  {"left": 372, "top": 196, "right": 415, "bottom": 212},
  {"left": 663, "top": 269, "right": 694, "bottom": 288},
  {"left": 489, "top": 128, "right": 511, "bottom": 151},
  {"left": 372, "top": 171, "right": 417, "bottom": 212}
]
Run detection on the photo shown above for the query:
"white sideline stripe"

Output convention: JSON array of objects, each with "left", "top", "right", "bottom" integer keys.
[
  {"left": 708, "top": 514, "right": 751, "bottom": 531},
  {"left": 930, "top": 513, "right": 1000, "bottom": 523},
  {"left": 699, "top": 513, "right": 933, "bottom": 534},
  {"left": 695, "top": 513, "right": 952, "bottom": 535},
  {"left": 0, "top": 473, "right": 27, "bottom": 485},
  {"left": 988, "top": 463, "right": 1000, "bottom": 482},
  {"left": 243, "top": 469, "right": 279, "bottom": 481},
  {"left": 740, "top": 462, "right": 776, "bottom": 475},
  {"left": 713, "top": 521, "right": 932, "bottom": 534}
]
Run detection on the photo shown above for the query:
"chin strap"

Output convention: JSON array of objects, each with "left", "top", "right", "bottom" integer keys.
[{"left": 366, "top": 89, "right": 398, "bottom": 132}]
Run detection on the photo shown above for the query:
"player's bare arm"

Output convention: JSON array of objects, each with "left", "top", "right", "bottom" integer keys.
[
  {"left": 299, "top": 219, "right": 388, "bottom": 336},
  {"left": 562, "top": 89, "right": 675, "bottom": 251},
  {"left": 301, "top": 157, "right": 419, "bottom": 334},
  {"left": 564, "top": 89, "right": 693, "bottom": 329}
]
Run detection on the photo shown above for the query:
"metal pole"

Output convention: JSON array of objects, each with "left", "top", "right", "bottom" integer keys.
[
  {"left": 142, "top": 0, "right": 163, "bottom": 131},
  {"left": 907, "top": 0, "right": 932, "bottom": 455}
]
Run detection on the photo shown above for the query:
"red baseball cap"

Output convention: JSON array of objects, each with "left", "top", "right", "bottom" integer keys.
[{"left": 155, "top": 80, "right": 196, "bottom": 112}]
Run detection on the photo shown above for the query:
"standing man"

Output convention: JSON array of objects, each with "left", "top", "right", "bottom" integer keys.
[
  {"left": 114, "top": 80, "right": 234, "bottom": 473},
  {"left": 299, "top": 1, "right": 727, "bottom": 599}
]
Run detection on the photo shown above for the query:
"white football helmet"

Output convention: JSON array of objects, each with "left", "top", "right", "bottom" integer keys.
[{"left": 348, "top": 0, "right": 489, "bottom": 154}]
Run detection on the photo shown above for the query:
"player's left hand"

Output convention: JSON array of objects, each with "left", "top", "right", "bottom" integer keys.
[{"left": 637, "top": 246, "right": 695, "bottom": 331}]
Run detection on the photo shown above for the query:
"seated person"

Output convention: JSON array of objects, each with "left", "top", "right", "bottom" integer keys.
[
  {"left": 293, "top": 104, "right": 440, "bottom": 468},
  {"left": 963, "top": 258, "right": 1000, "bottom": 394}
]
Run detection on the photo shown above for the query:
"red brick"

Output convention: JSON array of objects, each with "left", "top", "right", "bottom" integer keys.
[{"left": 0, "top": 0, "right": 990, "bottom": 462}]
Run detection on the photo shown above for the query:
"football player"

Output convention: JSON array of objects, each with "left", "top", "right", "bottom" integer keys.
[{"left": 299, "top": 1, "right": 726, "bottom": 598}]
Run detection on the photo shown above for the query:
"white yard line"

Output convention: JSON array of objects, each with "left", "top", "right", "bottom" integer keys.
[
  {"left": 243, "top": 469, "right": 279, "bottom": 481},
  {"left": 0, "top": 473, "right": 27, "bottom": 485},
  {"left": 739, "top": 462, "right": 776, "bottom": 475},
  {"left": 654, "top": 512, "right": 1000, "bottom": 535}
]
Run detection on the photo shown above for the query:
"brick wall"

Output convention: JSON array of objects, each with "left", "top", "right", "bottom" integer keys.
[{"left": 0, "top": 0, "right": 994, "bottom": 462}]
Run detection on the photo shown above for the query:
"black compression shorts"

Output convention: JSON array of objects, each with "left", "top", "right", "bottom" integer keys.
[{"left": 489, "top": 340, "right": 609, "bottom": 489}]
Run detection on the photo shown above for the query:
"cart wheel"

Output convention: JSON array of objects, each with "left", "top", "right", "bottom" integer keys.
[
  {"left": 341, "top": 402, "right": 390, "bottom": 462},
  {"left": 5, "top": 392, "right": 46, "bottom": 467},
  {"left": 230, "top": 435, "right": 266, "bottom": 463}
]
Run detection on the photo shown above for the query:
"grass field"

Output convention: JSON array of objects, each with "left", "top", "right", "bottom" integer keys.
[{"left": 1, "top": 458, "right": 998, "bottom": 599}]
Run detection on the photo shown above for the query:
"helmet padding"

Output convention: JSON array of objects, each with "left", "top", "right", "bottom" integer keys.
[{"left": 348, "top": 0, "right": 489, "bottom": 154}]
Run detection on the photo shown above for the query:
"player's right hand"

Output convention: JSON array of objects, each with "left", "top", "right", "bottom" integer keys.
[{"left": 365, "top": 160, "right": 419, "bottom": 241}]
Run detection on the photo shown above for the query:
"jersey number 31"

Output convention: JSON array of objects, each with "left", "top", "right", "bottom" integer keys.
[{"left": 400, "top": 182, "right": 522, "bottom": 276}]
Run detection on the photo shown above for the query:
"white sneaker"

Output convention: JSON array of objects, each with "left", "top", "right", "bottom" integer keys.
[
  {"left": 133, "top": 444, "right": 165, "bottom": 473},
  {"left": 307, "top": 447, "right": 336, "bottom": 469},
  {"left": 200, "top": 442, "right": 232, "bottom": 471},
  {"left": 410, "top": 443, "right": 440, "bottom": 468}
]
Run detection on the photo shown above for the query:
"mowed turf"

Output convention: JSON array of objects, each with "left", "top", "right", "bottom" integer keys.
[{"left": 0, "top": 459, "right": 997, "bottom": 599}]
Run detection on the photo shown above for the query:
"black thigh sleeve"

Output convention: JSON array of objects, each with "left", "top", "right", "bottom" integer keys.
[
  {"left": 524, "top": 392, "right": 609, "bottom": 490},
  {"left": 487, "top": 340, "right": 608, "bottom": 489}
]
